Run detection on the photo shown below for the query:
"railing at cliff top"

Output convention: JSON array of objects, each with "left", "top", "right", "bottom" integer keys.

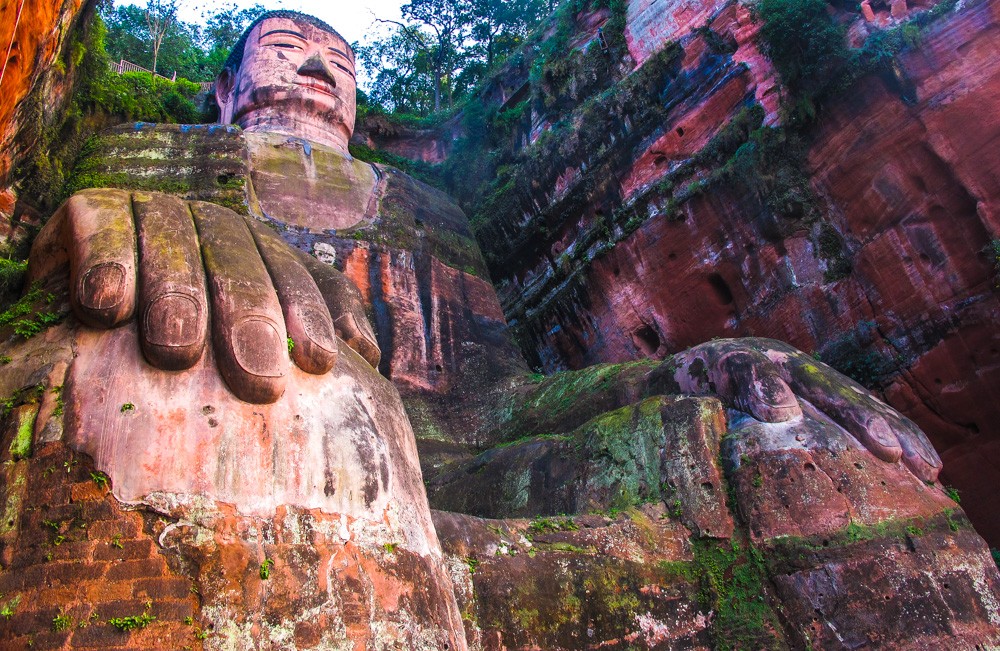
[
  {"left": 108, "top": 59, "right": 214, "bottom": 92},
  {"left": 110, "top": 58, "right": 174, "bottom": 82}
]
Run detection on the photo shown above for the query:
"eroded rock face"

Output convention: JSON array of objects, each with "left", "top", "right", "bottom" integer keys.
[
  {"left": 0, "top": 0, "right": 87, "bottom": 230},
  {"left": 457, "top": 0, "right": 1000, "bottom": 544}
]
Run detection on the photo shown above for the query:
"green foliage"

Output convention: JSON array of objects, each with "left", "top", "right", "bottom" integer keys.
[
  {"left": 91, "top": 472, "right": 109, "bottom": 490},
  {"left": 527, "top": 516, "right": 578, "bottom": 535},
  {"left": 818, "top": 320, "right": 897, "bottom": 389},
  {"left": 91, "top": 71, "right": 202, "bottom": 124},
  {"left": 102, "top": 2, "right": 266, "bottom": 81},
  {"left": 758, "top": 0, "right": 958, "bottom": 123},
  {"left": 259, "top": 559, "right": 274, "bottom": 580},
  {"left": 944, "top": 486, "right": 961, "bottom": 504},
  {"left": 14, "top": 10, "right": 215, "bottom": 214},
  {"left": 0, "top": 258, "right": 27, "bottom": 304},
  {"left": 0, "top": 285, "right": 64, "bottom": 340},
  {"left": 724, "top": 126, "right": 820, "bottom": 227},
  {"left": 756, "top": 0, "right": 848, "bottom": 122},
  {"left": 0, "top": 595, "right": 20, "bottom": 619},
  {"left": 465, "top": 556, "right": 481, "bottom": 573},
  {"left": 693, "top": 538, "right": 783, "bottom": 649},
  {"left": 9, "top": 406, "right": 36, "bottom": 461},
  {"left": 52, "top": 613, "right": 72, "bottom": 632},
  {"left": 348, "top": 143, "right": 441, "bottom": 188},
  {"left": 120, "top": 403, "right": 136, "bottom": 414},
  {"left": 359, "top": 0, "right": 553, "bottom": 115},
  {"left": 108, "top": 608, "right": 155, "bottom": 632}
]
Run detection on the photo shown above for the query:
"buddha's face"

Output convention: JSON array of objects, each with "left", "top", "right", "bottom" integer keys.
[{"left": 217, "top": 16, "right": 357, "bottom": 151}]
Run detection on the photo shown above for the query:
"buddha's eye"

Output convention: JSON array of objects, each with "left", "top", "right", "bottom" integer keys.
[{"left": 271, "top": 43, "right": 301, "bottom": 50}]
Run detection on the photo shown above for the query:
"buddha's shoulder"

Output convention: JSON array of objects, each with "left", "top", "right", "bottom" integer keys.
[{"left": 67, "top": 122, "right": 251, "bottom": 214}]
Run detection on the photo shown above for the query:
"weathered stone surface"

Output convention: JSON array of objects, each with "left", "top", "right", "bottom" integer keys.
[
  {"left": 432, "top": 508, "right": 716, "bottom": 651},
  {"left": 66, "top": 123, "right": 251, "bottom": 214},
  {"left": 0, "top": 298, "right": 466, "bottom": 650},
  {"left": 0, "top": 438, "right": 201, "bottom": 650},
  {"left": 246, "top": 130, "right": 378, "bottom": 231},
  {"left": 428, "top": 395, "right": 733, "bottom": 540},
  {"left": 0, "top": 0, "right": 87, "bottom": 223}
]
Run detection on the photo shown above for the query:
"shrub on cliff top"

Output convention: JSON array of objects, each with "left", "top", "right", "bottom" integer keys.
[{"left": 756, "top": 0, "right": 848, "bottom": 121}]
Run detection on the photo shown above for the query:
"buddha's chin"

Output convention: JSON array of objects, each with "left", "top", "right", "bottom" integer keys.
[{"left": 235, "top": 107, "right": 353, "bottom": 153}]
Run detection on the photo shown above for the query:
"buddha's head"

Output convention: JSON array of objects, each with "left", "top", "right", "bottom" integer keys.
[{"left": 216, "top": 11, "right": 357, "bottom": 152}]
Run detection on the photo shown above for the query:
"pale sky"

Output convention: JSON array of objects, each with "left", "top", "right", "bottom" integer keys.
[{"left": 116, "top": 0, "right": 404, "bottom": 46}]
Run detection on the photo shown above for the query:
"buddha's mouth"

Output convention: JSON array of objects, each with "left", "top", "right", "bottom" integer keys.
[{"left": 296, "top": 78, "right": 337, "bottom": 97}]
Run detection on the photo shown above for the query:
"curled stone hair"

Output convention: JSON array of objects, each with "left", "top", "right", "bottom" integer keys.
[{"left": 223, "top": 10, "right": 353, "bottom": 72}]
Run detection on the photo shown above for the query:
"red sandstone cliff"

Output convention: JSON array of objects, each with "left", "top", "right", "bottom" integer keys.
[
  {"left": 412, "top": 0, "right": 1000, "bottom": 546},
  {"left": 0, "top": 0, "right": 88, "bottom": 232}
]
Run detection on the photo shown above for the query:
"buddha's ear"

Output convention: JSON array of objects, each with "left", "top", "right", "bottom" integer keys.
[{"left": 215, "top": 68, "right": 236, "bottom": 123}]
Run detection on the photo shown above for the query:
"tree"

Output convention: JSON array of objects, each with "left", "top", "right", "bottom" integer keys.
[
  {"left": 361, "top": 0, "right": 555, "bottom": 115},
  {"left": 469, "top": 0, "right": 546, "bottom": 68},
  {"left": 357, "top": 27, "right": 437, "bottom": 114},
  {"left": 375, "top": 0, "right": 475, "bottom": 112},
  {"left": 144, "top": 0, "right": 181, "bottom": 79},
  {"left": 201, "top": 3, "right": 267, "bottom": 75}
]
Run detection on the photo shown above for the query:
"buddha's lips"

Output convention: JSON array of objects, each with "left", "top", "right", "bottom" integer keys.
[{"left": 296, "top": 78, "right": 337, "bottom": 97}]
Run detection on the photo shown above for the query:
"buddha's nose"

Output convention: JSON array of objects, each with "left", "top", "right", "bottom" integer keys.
[{"left": 297, "top": 52, "right": 337, "bottom": 87}]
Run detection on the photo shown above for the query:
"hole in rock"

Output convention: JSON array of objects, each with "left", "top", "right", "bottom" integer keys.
[
  {"left": 668, "top": 252, "right": 677, "bottom": 260},
  {"left": 701, "top": 482, "right": 713, "bottom": 492},
  {"left": 415, "top": 218, "right": 424, "bottom": 227},
  {"left": 822, "top": 540, "right": 829, "bottom": 547},
  {"left": 934, "top": 378, "right": 942, "bottom": 384},
  {"left": 708, "top": 273, "right": 734, "bottom": 305},
  {"left": 854, "top": 462, "right": 864, "bottom": 470},
  {"left": 217, "top": 173, "right": 233, "bottom": 185},
  {"left": 676, "top": 127, "right": 685, "bottom": 137},
  {"left": 653, "top": 154, "right": 668, "bottom": 166},
  {"left": 804, "top": 463, "right": 816, "bottom": 471},
  {"left": 632, "top": 324, "right": 661, "bottom": 356},
  {"left": 435, "top": 364, "right": 443, "bottom": 372}
]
